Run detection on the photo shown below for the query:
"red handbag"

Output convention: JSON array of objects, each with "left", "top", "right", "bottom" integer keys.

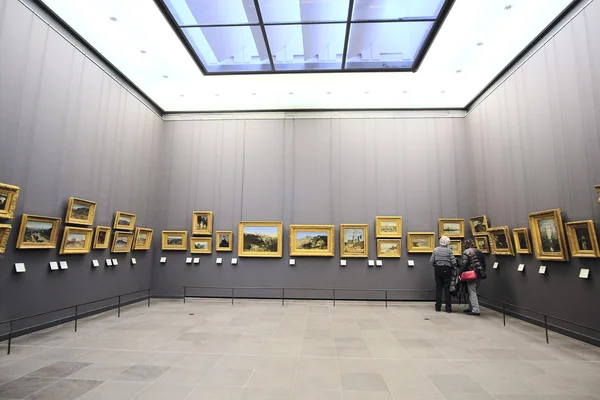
[{"left": 460, "top": 270, "right": 477, "bottom": 281}]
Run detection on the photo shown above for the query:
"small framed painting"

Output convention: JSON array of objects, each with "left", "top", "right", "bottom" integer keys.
[
  {"left": 192, "top": 211, "right": 213, "bottom": 236},
  {"left": 65, "top": 197, "right": 96, "bottom": 226},
  {"left": 488, "top": 226, "right": 515, "bottom": 256},
  {"left": 93, "top": 226, "right": 111, "bottom": 249},
  {"left": 438, "top": 218, "right": 465, "bottom": 238},
  {"left": 289, "top": 224, "right": 334, "bottom": 257},
  {"left": 377, "top": 239, "right": 401, "bottom": 258},
  {"left": 238, "top": 221, "right": 283, "bottom": 257},
  {"left": 475, "top": 235, "right": 490, "bottom": 254},
  {"left": 162, "top": 230, "right": 188, "bottom": 251},
  {"left": 0, "top": 183, "right": 20, "bottom": 219},
  {"left": 565, "top": 220, "right": 599, "bottom": 258},
  {"left": 216, "top": 231, "right": 233, "bottom": 252},
  {"left": 340, "top": 224, "right": 368, "bottom": 258},
  {"left": 59, "top": 226, "right": 93, "bottom": 255},
  {"left": 111, "top": 231, "right": 134, "bottom": 253},
  {"left": 448, "top": 239, "right": 462, "bottom": 256},
  {"left": 113, "top": 212, "right": 136, "bottom": 231},
  {"left": 512, "top": 228, "right": 532, "bottom": 254},
  {"left": 469, "top": 216, "right": 489, "bottom": 236},
  {"left": 375, "top": 216, "right": 402, "bottom": 238},
  {"left": 16, "top": 214, "right": 61, "bottom": 249},
  {"left": 528, "top": 208, "right": 569, "bottom": 261},
  {"left": 191, "top": 237, "right": 212, "bottom": 254},
  {"left": 133, "top": 227, "right": 153, "bottom": 250},
  {"left": 407, "top": 232, "right": 435, "bottom": 253},
  {"left": 0, "top": 224, "right": 11, "bottom": 253}
]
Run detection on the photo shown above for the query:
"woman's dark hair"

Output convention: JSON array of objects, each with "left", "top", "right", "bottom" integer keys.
[{"left": 463, "top": 239, "right": 475, "bottom": 249}]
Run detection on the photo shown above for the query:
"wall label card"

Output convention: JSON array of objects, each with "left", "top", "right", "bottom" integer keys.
[
  {"left": 92, "top": 260, "right": 99, "bottom": 267},
  {"left": 340, "top": 260, "right": 347, "bottom": 266},
  {"left": 376, "top": 260, "right": 383, "bottom": 266},
  {"left": 59, "top": 261, "right": 68, "bottom": 270},
  {"left": 368, "top": 260, "right": 375, "bottom": 267},
  {"left": 160, "top": 257, "right": 167, "bottom": 263},
  {"left": 49, "top": 261, "right": 59, "bottom": 270},
  {"left": 517, "top": 264, "right": 525, "bottom": 272},
  {"left": 231, "top": 258, "right": 238, "bottom": 265},
  {"left": 407, "top": 260, "right": 415, "bottom": 267},
  {"left": 193, "top": 258, "right": 200, "bottom": 264},
  {"left": 131, "top": 258, "right": 136, "bottom": 265},
  {"left": 493, "top": 262, "right": 499, "bottom": 269},
  {"left": 216, "top": 258, "right": 223, "bottom": 264},
  {"left": 112, "top": 259, "right": 118, "bottom": 265},
  {"left": 289, "top": 259, "right": 295, "bottom": 266},
  {"left": 539, "top": 265, "right": 547, "bottom": 274},
  {"left": 15, "top": 263, "right": 26, "bottom": 273},
  {"left": 106, "top": 259, "right": 113, "bottom": 266},
  {"left": 186, "top": 257, "right": 192, "bottom": 264},
  {"left": 579, "top": 269, "right": 590, "bottom": 279}
]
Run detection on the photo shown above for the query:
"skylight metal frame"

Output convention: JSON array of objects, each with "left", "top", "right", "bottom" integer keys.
[{"left": 154, "top": 0, "right": 455, "bottom": 75}]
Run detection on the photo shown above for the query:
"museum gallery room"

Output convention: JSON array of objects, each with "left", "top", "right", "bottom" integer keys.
[{"left": 2, "top": 0, "right": 600, "bottom": 399}]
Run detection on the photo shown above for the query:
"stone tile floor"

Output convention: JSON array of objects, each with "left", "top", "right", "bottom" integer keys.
[{"left": 0, "top": 299, "right": 599, "bottom": 399}]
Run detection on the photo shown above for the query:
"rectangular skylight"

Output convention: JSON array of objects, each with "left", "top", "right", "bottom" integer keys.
[
  {"left": 351, "top": 0, "right": 445, "bottom": 21},
  {"left": 164, "top": 0, "right": 259, "bottom": 26},
  {"left": 258, "top": 0, "right": 350, "bottom": 23}
]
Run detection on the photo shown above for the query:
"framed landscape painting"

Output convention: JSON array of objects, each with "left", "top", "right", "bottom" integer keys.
[
  {"left": 289, "top": 224, "right": 334, "bottom": 257},
  {"left": 16, "top": 215, "right": 61, "bottom": 249},
  {"left": 0, "top": 183, "right": 20, "bottom": 219},
  {"left": 111, "top": 231, "right": 134, "bottom": 253},
  {"left": 438, "top": 218, "right": 465, "bottom": 238},
  {"left": 93, "top": 226, "right": 111, "bottom": 249},
  {"left": 238, "top": 221, "right": 283, "bottom": 257},
  {"left": 375, "top": 216, "right": 402, "bottom": 238},
  {"left": 377, "top": 239, "right": 401, "bottom": 258},
  {"left": 191, "top": 237, "right": 212, "bottom": 254},
  {"left": 216, "top": 231, "right": 233, "bottom": 252},
  {"left": 469, "top": 216, "right": 489, "bottom": 236},
  {"left": 59, "top": 227, "right": 93, "bottom": 255},
  {"left": 0, "top": 224, "right": 11, "bottom": 254},
  {"left": 475, "top": 235, "right": 490, "bottom": 254},
  {"left": 340, "top": 224, "right": 368, "bottom": 258},
  {"left": 407, "top": 232, "right": 435, "bottom": 253},
  {"left": 65, "top": 197, "right": 96, "bottom": 226},
  {"left": 162, "top": 230, "right": 188, "bottom": 251},
  {"left": 133, "top": 227, "right": 153, "bottom": 250},
  {"left": 192, "top": 211, "right": 213, "bottom": 236},
  {"left": 512, "top": 228, "right": 532, "bottom": 254},
  {"left": 114, "top": 212, "right": 136, "bottom": 231},
  {"left": 488, "top": 226, "right": 515, "bottom": 256},
  {"left": 565, "top": 220, "right": 599, "bottom": 258},
  {"left": 528, "top": 208, "right": 569, "bottom": 261},
  {"left": 448, "top": 239, "right": 462, "bottom": 256}
]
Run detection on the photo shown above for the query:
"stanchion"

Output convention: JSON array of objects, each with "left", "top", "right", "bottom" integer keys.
[
  {"left": 502, "top": 303, "right": 506, "bottom": 326},
  {"left": 117, "top": 296, "right": 121, "bottom": 318},
  {"left": 333, "top": 289, "right": 336, "bottom": 307},
  {"left": 231, "top": 288, "right": 235, "bottom": 305},
  {"left": 7, "top": 321, "right": 12, "bottom": 355},
  {"left": 281, "top": 288, "right": 285, "bottom": 306},
  {"left": 148, "top": 289, "right": 151, "bottom": 307},
  {"left": 544, "top": 315, "right": 549, "bottom": 344},
  {"left": 385, "top": 290, "right": 388, "bottom": 308},
  {"left": 74, "top": 305, "right": 78, "bottom": 332},
  {"left": 183, "top": 287, "right": 186, "bottom": 304}
]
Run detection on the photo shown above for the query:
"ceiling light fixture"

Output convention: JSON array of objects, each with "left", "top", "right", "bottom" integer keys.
[
  {"left": 402, "top": 91, "right": 408, "bottom": 94},
  {"left": 180, "top": 94, "right": 184, "bottom": 97},
  {"left": 162, "top": 75, "right": 168, "bottom": 78},
  {"left": 441, "top": 90, "right": 446, "bottom": 93},
  {"left": 364, "top": 91, "right": 370, "bottom": 94},
  {"left": 476, "top": 42, "right": 484, "bottom": 46},
  {"left": 252, "top": 93, "right": 256, "bottom": 95},
  {"left": 140, "top": 50, "right": 147, "bottom": 54},
  {"left": 289, "top": 92, "right": 294, "bottom": 95},
  {"left": 456, "top": 69, "right": 462, "bottom": 73},
  {"left": 326, "top": 92, "right": 332, "bottom": 95},
  {"left": 504, "top": 5, "right": 513, "bottom": 10},
  {"left": 214, "top": 94, "right": 220, "bottom": 96},
  {"left": 109, "top": 16, "right": 117, "bottom": 22}
]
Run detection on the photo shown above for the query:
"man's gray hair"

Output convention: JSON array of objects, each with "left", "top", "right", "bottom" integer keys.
[{"left": 439, "top": 236, "right": 451, "bottom": 246}]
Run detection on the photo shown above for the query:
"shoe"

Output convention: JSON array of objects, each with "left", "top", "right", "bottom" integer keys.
[
  {"left": 445, "top": 308, "right": 452, "bottom": 313},
  {"left": 463, "top": 309, "right": 471, "bottom": 313},
  {"left": 465, "top": 311, "right": 480, "bottom": 316},
  {"left": 435, "top": 305, "right": 441, "bottom": 312}
]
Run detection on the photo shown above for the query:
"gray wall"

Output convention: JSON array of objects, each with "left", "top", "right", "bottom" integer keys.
[
  {"left": 0, "top": 0, "right": 163, "bottom": 332},
  {"left": 466, "top": 0, "right": 600, "bottom": 335},
  {"left": 152, "top": 116, "right": 472, "bottom": 299}
]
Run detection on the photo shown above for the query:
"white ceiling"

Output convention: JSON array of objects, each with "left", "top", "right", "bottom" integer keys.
[{"left": 41, "top": 0, "right": 574, "bottom": 112}]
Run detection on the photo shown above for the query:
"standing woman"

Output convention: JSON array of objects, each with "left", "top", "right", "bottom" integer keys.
[
  {"left": 460, "top": 239, "right": 487, "bottom": 315},
  {"left": 430, "top": 236, "right": 457, "bottom": 313}
]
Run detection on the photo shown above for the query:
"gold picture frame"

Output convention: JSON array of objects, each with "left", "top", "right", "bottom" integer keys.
[
  {"left": 16, "top": 214, "right": 61, "bottom": 249},
  {"left": 407, "top": 232, "right": 435, "bottom": 253},
  {"left": 529, "top": 208, "right": 569, "bottom": 261},
  {"left": 513, "top": 228, "right": 532, "bottom": 254},
  {"left": 377, "top": 239, "right": 401, "bottom": 258},
  {"left": 565, "top": 220, "right": 599, "bottom": 258},
  {"left": 0, "top": 224, "right": 11, "bottom": 253},
  {"left": 111, "top": 231, "right": 134, "bottom": 253},
  {"left": 113, "top": 212, "right": 136, "bottom": 231},
  {"left": 216, "top": 231, "right": 233, "bottom": 252},
  {"left": 133, "top": 227, "right": 153, "bottom": 251},
  {"left": 449, "top": 239, "right": 462, "bottom": 256},
  {"left": 488, "top": 226, "right": 515, "bottom": 256},
  {"left": 162, "top": 230, "right": 188, "bottom": 251},
  {"left": 191, "top": 237, "right": 212, "bottom": 254},
  {"left": 0, "top": 183, "right": 20, "bottom": 219},
  {"left": 59, "top": 226, "right": 93, "bottom": 255},
  {"left": 596, "top": 185, "right": 600, "bottom": 203},
  {"left": 65, "top": 197, "right": 96, "bottom": 226},
  {"left": 340, "top": 224, "right": 368, "bottom": 258},
  {"left": 438, "top": 218, "right": 465, "bottom": 238},
  {"left": 238, "top": 221, "right": 283, "bottom": 257},
  {"left": 192, "top": 211, "right": 213, "bottom": 236},
  {"left": 469, "top": 215, "right": 489, "bottom": 236},
  {"left": 93, "top": 226, "right": 111, "bottom": 249},
  {"left": 475, "top": 235, "right": 490, "bottom": 254},
  {"left": 375, "top": 216, "right": 402, "bottom": 238},
  {"left": 289, "top": 224, "right": 334, "bottom": 257}
]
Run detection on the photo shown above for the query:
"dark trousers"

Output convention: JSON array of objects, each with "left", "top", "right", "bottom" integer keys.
[{"left": 434, "top": 266, "right": 453, "bottom": 310}]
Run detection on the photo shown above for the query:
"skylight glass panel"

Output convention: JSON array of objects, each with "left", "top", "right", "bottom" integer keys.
[
  {"left": 182, "top": 26, "right": 271, "bottom": 72},
  {"left": 351, "top": 0, "right": 444, "bottom": 21},
  {"left": 345, "top": 21, "right": 433, "bottom": 69},
  {"left": 265, "top": 24, "right": 345, "bottom": 70},
  {"left": 164, "top": 0, "right": 259, "bottom": 26},
  {"left": 258, "top": 0, "right": 350, "bottom": 23}
]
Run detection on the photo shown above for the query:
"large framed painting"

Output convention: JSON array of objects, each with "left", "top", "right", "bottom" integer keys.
[
  {"left": 111, "top": 231, "right": 134, "bottom": 253},
  {"left": 528, "top": 208, "right": 569, "bottom": 261},
  {"left": 133, "top": 228, "right": 153, "bottom": 250},
  {"left": 377, "top": 239, "right": 401, "bottom": 258},
  {"left": 448, "top": 239, "right": 462, "bottom": 256},
  {"left": 192, "top": 211, "right": 213, "bottom": 236},
  {"left": 289, "top": 224, "right": 334, "bottom": 257},
  {"left": 469, "top": 216, "right": 489, "bottom": 236},
  {"left": 565, "top": 220, "right": 599, "bottom": 258},
  {"left": 512, "top": 228, "right": 532, "bottom": 254},
  {"left": 340, "top": 224, "right": 368, "bottom": 258},
  {"left": 0, "top": 224, "right": 11, "bottom": 254},
  {"left": 375, "top": 216, "right": 402, "bottom": 238},
  {"left": 65, "top": 197, "right": 96, "bottom": 226},
  {"left": 438, "top": 218, "right": 465, "bottom": 238},
  {"left": 162, "top": 230, "right": 188, "bottom": 251},
  {"left": 16, "top": 215, "right": 61, "bottom": 249},
  {"left": 475, "top": 235, "right": 490, "bottom": 254},
  {"left": 113, "top": 212, "right": 136, "bottom": 231},
  {"left": 407, "top": 232, "right": 435, "bottom": 253},
  {"left": 93, "top": 226, "right": 111, "bottom": 249},
  {"left": 216, "top": 231, "right": 233, "bottom": 252},
  {"left": 238, "top": 221, "right": 283, "bottom": 257},
  {"left": 488, "top": 226, "right": 515, "bottom": 256},
  {"left": 0, "top": 183, "right": 20, "bottom": 219},
  {"left": 191, "top": 237, "right": 212, "bottom": 254},
  {"left": 59, "top": 227, "right": 93, "bottom": 255}
]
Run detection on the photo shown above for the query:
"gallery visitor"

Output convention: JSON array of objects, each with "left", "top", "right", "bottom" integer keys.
[
  {"left": 459, "top": 239, "right": 487, "bottom": 316},
  {"left": 430, "top": 236, "right": 457, "bottom": 313}
]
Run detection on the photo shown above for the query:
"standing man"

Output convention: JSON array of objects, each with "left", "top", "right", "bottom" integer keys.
[{"left": 430, "top": 236, "right": 457, "bottom": 313}]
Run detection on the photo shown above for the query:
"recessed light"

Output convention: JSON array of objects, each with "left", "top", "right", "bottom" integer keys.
[
  {"left": 140, "top": 50, "right": 147, "bottom": 54},
  {"left": 180, "top": 94, "right": 184, "bottom": 97},
  {"left": 162, "top": 75, "right": 168, "bottom": 78},
  {"left": 504, "top": 5, "right": 513, "bottom": 10},
  {"left": 476, "top": 42, "right": 484, "bottom": 46},
  {"left": 288, "top": 92, "right": 294, "bottom": 95},
  {"left": 214, "top": 93, "right": 220, "bottom": 96},
  {"left": 326, "top": 91, "right": 332, "bottom": 94},
  {"left": 402, "top": 90, "right": 408, "bottom": 94},
  {"left": 440, "top": 90, "right": 446, "bottom": 93},
  {"left": 364, "top": 91, "right": 370, "bottom": 94},
  {"left": 109, "top": 16, "right": 118, "bottom": 22},
  {"left": 456, "top": 69, "right": 462, "bottom": 73},
  {"left": 252, "top": 93, "right": 256, "bottom": 96}
]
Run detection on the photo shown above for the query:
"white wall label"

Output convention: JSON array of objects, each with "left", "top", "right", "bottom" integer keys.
[
  {"left": 160, "top": 257, "right": 167, "bottom": 263},
  {"left": 368, "top": 260, "right": 375, "bottom": 267},
  {"left": 59, "top": 261, "right": 68, "bottom": 270},
  {"left": 92, "top": 260, "right": 99, "bottom": 267},
  {"left": 131, "top": 258, "right": 136, "bottom": 265},
  {"left": 493, "top": 262, "right": 499, "bottom": 269},
  {"left": 539, "top": 265, "right": 547, "bottom": 274},
  {"left": 216, "top": 258, "right": 223, "bottom": 264},
  {"left": 112, "top": 259, "right": 118, "bottom": 266},
  {"left": 49, "top": 261, "right": 59, "bottom": 270},
  {"left": 579, "top": 269, "right": 590, "bottom": 279},
  {"left": 340, "top": 260, "right": 347, "bottom": 266},
  {"left": 231, "top": 258, "right": 238, "bottom": 265},
  {"left": 517, "top": 264, "right": 525, "bottom": 272},
  {"left": 376, "top": 260, "right": 383, "bottom": 266},
  {"left": 106, "top": 259, "right": 113, "bottom": 266},
  {"left": 15, "top": 263, "right": 26, "bottom": 273},
  {"left": 289, "top": 259, "right": 295, "bottom": 266},
  {"left": 193, "top": 258, "right": 200, "bottom": 264},
  {"left": 407, "top": 260, "right": 415, "bottom": 267},
  {"left": 186, "top": 257, "right": 192, "bottom": 264}
]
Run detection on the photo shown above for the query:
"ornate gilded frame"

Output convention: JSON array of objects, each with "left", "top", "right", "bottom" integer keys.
[
  {"left": 162, "top": 230, "right": 188, "bottom": 251},
  {"left": 449, "top": 239, "right": 462, "bottom": 256},
  {"left": 469, "top": 215, "right": 489, "bottom": 236},
  {"left": 111, "top": 231, "right": 134, "bottom": 253},
  {"left": 65, "top": 197, "right": 96, "bottom": 226},
  {"left": 192, "top": 211, "right": 213, "bottom": 236},
  {"left": 289, "top": 224, "right": 335, "bottom": 257},
  {"left": 375, "top": 216, "right": 402, "bottom": 238},
  {"left": 340, "top": 224, "right": 369, "bottom": 258},
  {"left": 215, "top": 231, "right": 233, "bottom": 252},
  {"left": 528, "top": 208, "right": 569, "bottom": 261},
  {"left": 488, "top": 226, "right": 515, "bottom": 256},
  {"left": 475, "top": 235, "right": 490, "bottom": 254},
  {"left": 238, "top": 221, "right": 283, "bottom": 257},
  {"left": 16, "top": 214, "right": 61, "bottom": 249},
  {"left": 407, "top": 232, "right": 435, "bottom": 253},
  {"left": 191, "top": 237, "right": 212, "bottom": 254},
  {"left": 377, "top": 239, "right": 401, "bottom": 258},
  {"left": 565, "top": 220, "right": 599, "bottom": 258},
  {"left": 0, "top": 224, "right": 11, "bottom": 253},
  {"left": 113, "top": 212, "right": 136, "bottom": 231},
  {"left": 512, "top": 228, "right": 532, "bottom": 254},
  {"left": 133, "top": 227, "right": 153, "bottom": 250},
  {"left": 438, "top": 218, "right": 465, "bottom": 238},
  {"left": 0, "top": 183, "right": 20, "bottom": 219},
  {"left": 59, "top": 226, "right": 93, "bottom": 255},
  {"left": 93, "top": 226, "right": 111, "bottom": 249}
]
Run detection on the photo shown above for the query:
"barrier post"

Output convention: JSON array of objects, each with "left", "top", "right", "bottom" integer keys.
[
  {"left": 148, "top": 289, "right": 151, "bottom": 307},
  {"left": 231, "top": 288, "right": 235, "bottom": 305},
  {"left": 385, "top": 290, "right": 388, "bottom": 308},
  {"left": 183, "top": 287, "right": 186, "bottom": 304},
  {"left": 7, "top": 322, "right": 12, "bottom": 355},
  {"left": 333, "top": 289, "right": 336, "bottom": 307},
  {"left": 544, "top": 315, "right": 549, "bottom": 344},
  {"left": 117, "top": 296, "right": 121, "bottom": 318},
  {"left": 74, "top": 305, "right": 78, "bottom": 332},
  {"left": 281, "top": 288, "right": 285, "bottom": 306},
  {"left": 502, "top": 303, "right": 506, "bottom": 326}
]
